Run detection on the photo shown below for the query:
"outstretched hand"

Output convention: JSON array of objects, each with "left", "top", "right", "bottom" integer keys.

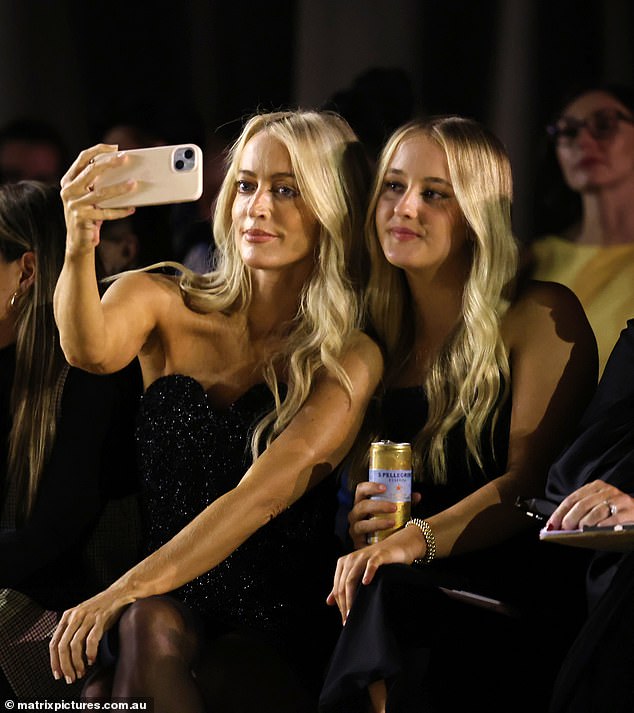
[
  {"left": 327, "top": 524, "right": 424, "bottom": 624},
  {"left": 49, "top": 586, "right": 135, "bottom": 684}
]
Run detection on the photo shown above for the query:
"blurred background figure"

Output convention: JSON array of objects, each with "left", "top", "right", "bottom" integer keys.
[
  {"left": 0, "top": 118, "right": 68, "bottom": 186},
  {"left": 179, "top": 131, "right": 230, "bottom": 273},
  {"left": 97, "top": 218, "right": 142, "bottom": 278},
  {"left": 101, "top": 119, "right": 167, "bottom": 151},
  {"left": 321, "top": 67, "right": 418, "bottom": 166},
  {"left": 525, "top": 83, "right": 634, "bottom": 375}
]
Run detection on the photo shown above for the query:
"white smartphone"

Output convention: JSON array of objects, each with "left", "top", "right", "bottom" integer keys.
[{"left": 94, "top": 144, "right": 203, "bottom": 208}]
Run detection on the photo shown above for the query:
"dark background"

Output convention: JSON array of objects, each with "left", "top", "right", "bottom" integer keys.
[{"left": 1, "top": 0, "right": 632, "bottom": 243}]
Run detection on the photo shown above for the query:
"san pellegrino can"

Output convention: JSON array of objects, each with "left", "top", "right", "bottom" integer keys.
[{"left": 367, "top": 440, "right": 412, "bottom": 544}]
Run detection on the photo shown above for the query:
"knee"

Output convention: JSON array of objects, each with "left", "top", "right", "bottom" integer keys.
[
  {"left": 118, "top": 596, "right": 194, "bottom": 653},
  {"left": 81, "top": 666, "right": 114, "bottom": 700}
]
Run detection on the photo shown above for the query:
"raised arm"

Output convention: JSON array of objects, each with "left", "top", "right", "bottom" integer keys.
[
  {"left": 329, "top": 282, "right": 598, "bottom": 620},
  {"left": 53, "top": 145, "right": 157, "bottom": 373},
  {"left": 49, "top": 334, "right": 383, "bottom": 682}
]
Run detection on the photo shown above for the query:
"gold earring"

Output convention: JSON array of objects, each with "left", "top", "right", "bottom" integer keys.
[{"left": 9, "top": 291, "right": 19, "bottom": 309}]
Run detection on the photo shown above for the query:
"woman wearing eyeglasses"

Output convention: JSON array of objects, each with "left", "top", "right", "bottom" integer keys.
[{"left": 528, "top": 83, "right": 634, "bottom": 375}]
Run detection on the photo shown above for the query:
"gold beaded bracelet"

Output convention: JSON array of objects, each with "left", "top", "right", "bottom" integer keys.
[{"left": 405, "top": 518, "right": 436, "bottom": 564}]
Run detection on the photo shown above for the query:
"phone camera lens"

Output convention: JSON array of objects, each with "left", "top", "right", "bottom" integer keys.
[
  {"left": 175, "top": 159, "right": 185, "bottom": 170},
  {"left": 184, "top": 148, "right": 194, "bottom": 160}
]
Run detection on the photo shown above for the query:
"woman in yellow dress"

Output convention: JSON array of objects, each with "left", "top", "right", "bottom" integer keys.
[{"left": 528, "top": 83, "right": 634, "bottom": 375}]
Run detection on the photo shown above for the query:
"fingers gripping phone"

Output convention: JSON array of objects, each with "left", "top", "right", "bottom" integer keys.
[{"left": 94, "top": 144, "right": 203, "bottom": 208}]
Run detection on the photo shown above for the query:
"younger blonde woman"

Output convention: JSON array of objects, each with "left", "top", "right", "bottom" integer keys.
[
  {"left": 49, "top": 110, "right": 381, "bottom": 713},
  {"left": 321, "top": 116, "right": 598, "bottom": 713}
]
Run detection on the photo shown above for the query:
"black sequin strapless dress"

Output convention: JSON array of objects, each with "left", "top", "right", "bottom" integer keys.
[{"left": 136, "top": 375, "right": 341, "bottom": 683}]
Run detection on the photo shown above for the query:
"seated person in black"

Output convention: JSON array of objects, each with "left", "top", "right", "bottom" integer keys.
[
  {"left": 545, "top": 319, "right": 634, "bottom": 713},
  {"left": 0, "top": 181, "right": 142, "bottom": 699},
  {"left": 320, "top": 116, "right": 597, "bottom": 713}
]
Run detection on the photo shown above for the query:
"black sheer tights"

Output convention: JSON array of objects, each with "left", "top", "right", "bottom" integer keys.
[
  {"left": 82, "top": 596, "right": 317, "bottom": 713},
  {"left": 82, "top": 596, "right": 205, "bottom": 713}
]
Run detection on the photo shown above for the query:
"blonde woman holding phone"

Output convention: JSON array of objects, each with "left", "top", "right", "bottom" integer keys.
[{"left": 50, "top": 110, "right": 381, "bottom": 713}]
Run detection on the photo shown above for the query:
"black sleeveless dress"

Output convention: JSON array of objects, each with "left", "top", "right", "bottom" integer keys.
[
  {"left": 319, "top": 386, "right": 588, "bottom": 713},
  {"left": 135, "top": 374, "right": 341, "bottom": 693}
]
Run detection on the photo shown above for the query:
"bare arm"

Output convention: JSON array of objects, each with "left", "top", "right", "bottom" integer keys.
[
  {"left": 330, "top": 282, "right": 598, "bottom": 619},
  {"left": 50, "top": 334, "right": 383, "bottom": 681},
  {"left": 420, "top": 281, "right": 598, "bottom": 556},
  {"left": 53, "top": 145, "right": 157, "bottom": 372}
]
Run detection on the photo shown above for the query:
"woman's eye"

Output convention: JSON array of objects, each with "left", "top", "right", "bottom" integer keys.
[
  {"left": 383, "top": 180, "right": 404, "bottom": 193},
  {"left": 422, "top": 189, "right": 446, "bottom": 201},
  {"left": 272, "top": 185, "right": 299, "bottom": 198},
  {"left": 236, "top": 180, "right": 256, "bottom": 194}
]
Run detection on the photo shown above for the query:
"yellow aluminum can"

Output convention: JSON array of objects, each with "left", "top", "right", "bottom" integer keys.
[{"left": 367, "top": 440, "right": 412, "bottom": 543}]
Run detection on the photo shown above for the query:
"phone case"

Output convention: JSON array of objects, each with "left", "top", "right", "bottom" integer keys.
[{"left": 94, "top": 144, "right": 203, "bottom": 208}]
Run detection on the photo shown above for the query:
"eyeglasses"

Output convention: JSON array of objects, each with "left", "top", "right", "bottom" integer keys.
[{"left": 546, "top": 108, "right": 634, "bottom": 143}]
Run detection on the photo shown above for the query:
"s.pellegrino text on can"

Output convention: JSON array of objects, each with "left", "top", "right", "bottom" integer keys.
[{"left": 367, "top": 440, "right": 412, "bottom": 544}]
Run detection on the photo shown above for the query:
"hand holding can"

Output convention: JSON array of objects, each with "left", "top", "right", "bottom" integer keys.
[{"left": 367, "top": 440, "right": 412, "bottom": 544}]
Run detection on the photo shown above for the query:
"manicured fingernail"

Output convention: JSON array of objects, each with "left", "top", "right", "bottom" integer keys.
[
  {"left": 53, "top": 670, "right": 61, "bottom": 681},
  {"left": 65, "top": 675, "right": 73, "bottom": 685}
]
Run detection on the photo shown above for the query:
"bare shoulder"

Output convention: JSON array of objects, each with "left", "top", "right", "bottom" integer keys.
[
  {"left": 508, "top": 279, "right": 584, "bottom": 317},
  {"left": 313, "top": 330, "right": 384, "bottom": 398},
  {"left": 342, "top": 330, "right": 384, "bottom": 377},
  {"left": 101, "top": 270, "right": 181, "bottom": 308},
  {"left": 503, "top": 279, "right": 594, "bottom": 347}
]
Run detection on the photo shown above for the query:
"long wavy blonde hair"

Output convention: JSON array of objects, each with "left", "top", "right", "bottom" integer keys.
[
  {"left": 1, "top": 182, "right": 68, "bottom": 523},
  {"left": 364, "top": 116, "right": 518, "bottom": 484},
  {"left": 136, "top": 111, "right": 371, "bottom": 458}
]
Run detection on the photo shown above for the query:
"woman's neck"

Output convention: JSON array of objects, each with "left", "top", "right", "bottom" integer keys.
[
  {"left": 246, "top": 268, "right": 307, "bottom": 340},
  {"left": 405, "top": 269, "right": 464, "bottom": 358},
  {"left": 578, "top": 181, "right": 634, "bottom": 246},
  {"left": 0, "top": 319, "right": 16, "bottom": 351}
]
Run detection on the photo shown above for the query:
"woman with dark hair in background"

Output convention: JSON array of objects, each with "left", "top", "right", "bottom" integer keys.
[
  {"left": 528, "top": 83, "right": 634, "bottom": 375},
  {"left": 0, "top": 181, "right": 141, "bottom": 700}
]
